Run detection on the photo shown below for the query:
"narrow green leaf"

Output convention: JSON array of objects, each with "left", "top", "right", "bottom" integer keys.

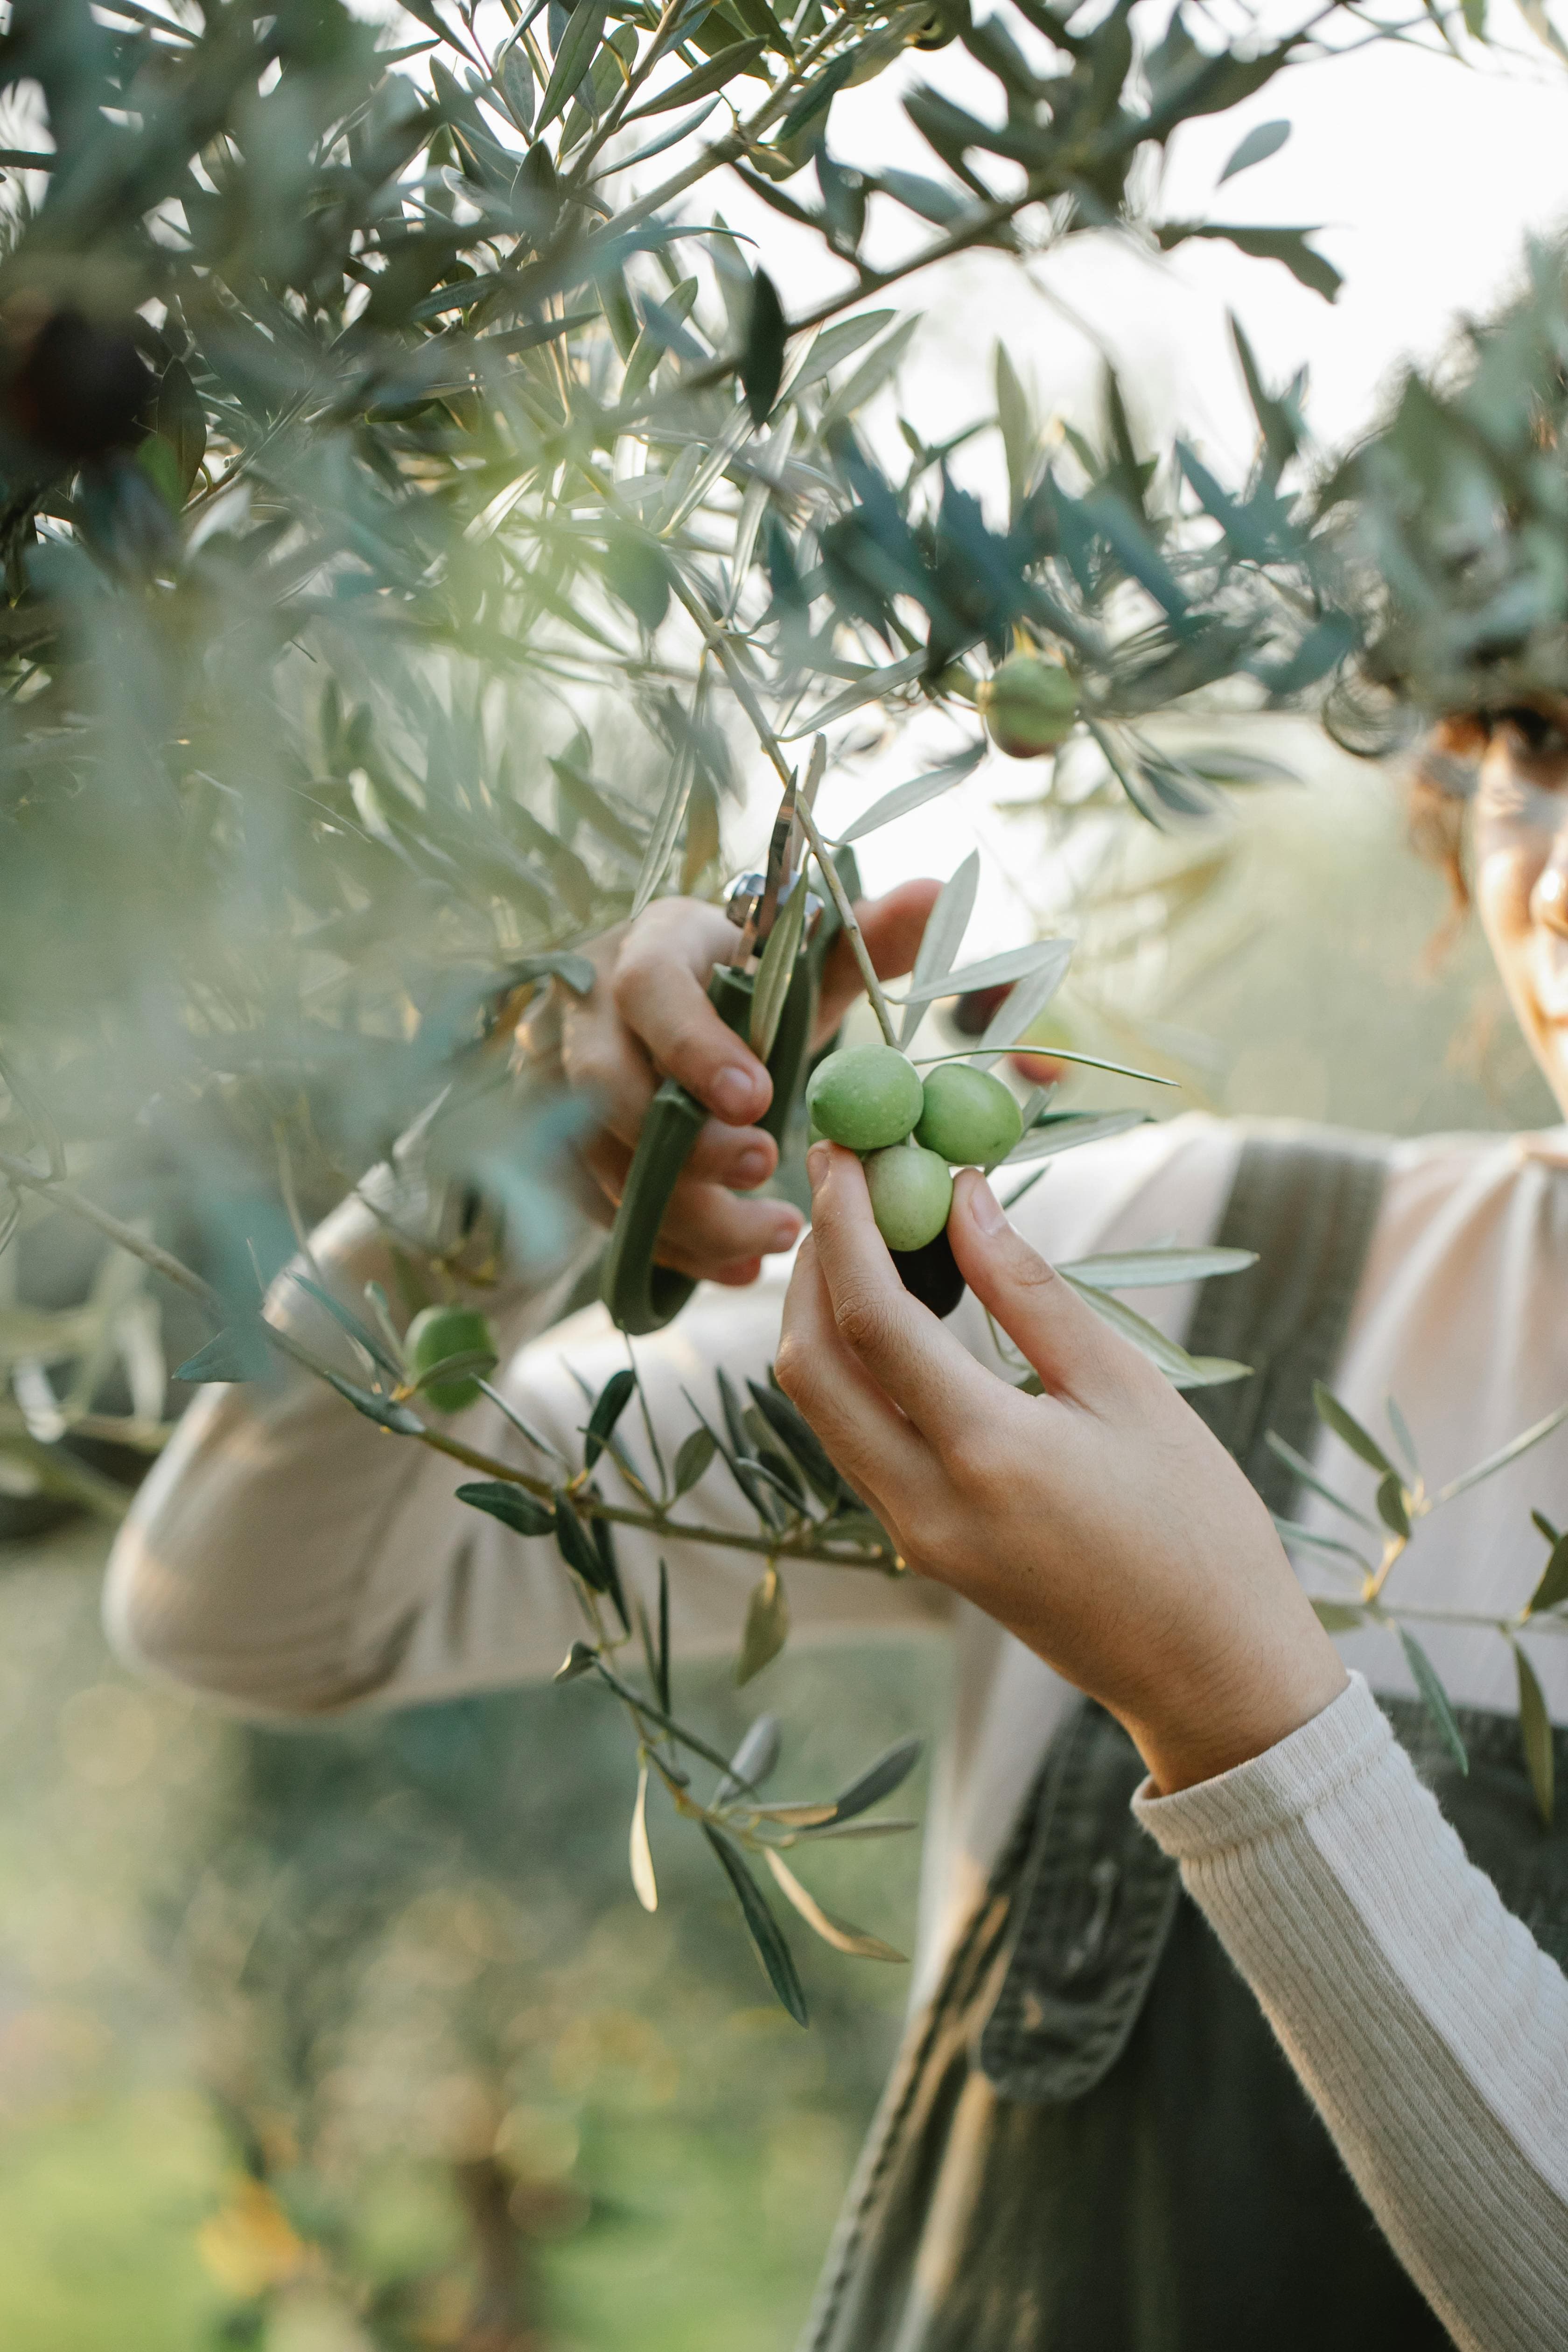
[
  {"left": 174, "top": 1324, "right": 270, "bottom": 1383},
  {"left": 740, "top": 268, "right": 788, "bottom": 426},
  {"left": 1534, "top": 1510, "right": 1561, "bottom": 1547},
  {"left": 1155, "top": 222, "right": 1342, "bottom": 303},
  {"left": 749, "top": 1379, "right": 845, "bottom": 1508},
  {"left": 1273, "top": 1515, "right": 1375, "bottom": 1575},
  {"left": 1529, "top": 1533, "right": 1568, "bottom": 1616},
  {"left": 1400, "top": 1629, "right": 1469, "bottom": 1775},
  {"left": 1375, "top": 1470, "right": 1411, "bottom": 1540},
  {"left": 1312, "top": 1381, "right": 1398, "bottom": 1479},
  {"left": 456, "top": 1479, "right": 557, "bottom": 1538},
  {"left": 830, "top": 1734, "right": 921, "bottom": 1823},
  {"left": 736, "top": 1564, "right": 790, "bottom": 1685},
  {"left": 1263, "top": 1432, "right": 1380, "bottom": 1533},
  {"left": 1063, "top": 1245, "right": 1258, "bottom": 1290},
  {"left": 555, "top": 1497, "right": 611, "bottom": 1591},
  {"left": 899, "top": 937, "right": 1072, "bottom": 1010},
  {"left": 901, "top": 850, "right": 977, "bottom": 1045},
  {"left": 319, "top": 1369, "right": 425, "bottom": 1435},
  {"left": 584, "top": 1366, "right": 637, "bottom": 1469},
  {"left": 1435, "top": 1401, "right": 1568, "bottom": 1504},
  {"left": 1311, "top": 1600, "right": 1368, "bottom": 1632},
  {"left": 721, "top": 1713, "right": 782, "bottom": 1799},
  {"left": 625, "top": 36, "right": 768, "bottom": 119},
  {"left": 630, "top": 1764, "right": 658, "bottom": 1911},
  {"left": 537, "top": 0, "right": 608, "bottom": 127},
  {"left": 1386, "top": 1395, "right": 1421, "bottom": 1478},
  {"left": 785, "top": 311, "right": 896, "bottom": 394},
  {"left": 673, "top": 1424, "right": 717, "bottom": 1496},
  {"left": 781, "top": 652, "right": 929, "bottom": 741},
  {"left": 1218, "top": 118, "right": 1290, "bottom": 185},
  {"left": 818, "top": 315, "right": 921, "bottom": 435},
  {"left": 1063, "top": 1277, "right": 1249, "bottom": 1390},
  {"left": 749, "top": 872, "right": 809, "bottom": 1062},
  {"left": 994, "top": 341, "right": 1033, "bottom": 511},
  {"left": 999, "top": 1110, "right": 1148, "bottom": 1168},
  {"left": 837, "top": 742, "right": 986, "bottom": 845},
  {"left": 763, "top": 1849, "right": 906, "bottom": 1961},
  {"left": 1514, "top": 1641, "right": 1554, "bottom": 1825},
  {"left": 289, "top": 1273, "right": 403, "bottom": 1379},
  {"left": 702, "top": 1825, "right": 808, "bottom": 2024}
]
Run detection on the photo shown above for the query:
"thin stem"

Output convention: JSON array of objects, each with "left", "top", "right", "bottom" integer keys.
[
  {"left": 0, "top": 1151, "right": 221, "bottom": 1314},
  {"left": 794, "top": 767, "right": 898, "bottom": 1045}
]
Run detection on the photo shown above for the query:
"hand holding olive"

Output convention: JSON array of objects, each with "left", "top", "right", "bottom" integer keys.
[
  {"left": 776, "top": 1149, "right": 1349, "bottom": 1796},
  {"left": 539, "top": 881, "right": 940, "bottom": 1288}
]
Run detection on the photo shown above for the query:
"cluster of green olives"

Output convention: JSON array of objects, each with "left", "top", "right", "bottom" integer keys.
[{"left": 804, "top": 1044, "right": 1023, "bottom": 1251}]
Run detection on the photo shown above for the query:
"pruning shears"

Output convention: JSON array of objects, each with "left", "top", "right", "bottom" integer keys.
[{"left": 602, "top": 762, "right": 840, "bottom": 1337}]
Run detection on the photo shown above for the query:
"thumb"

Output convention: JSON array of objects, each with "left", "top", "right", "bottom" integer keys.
[{"left": 947, "top": 1169, "right": 1130, "bottom": 1402}]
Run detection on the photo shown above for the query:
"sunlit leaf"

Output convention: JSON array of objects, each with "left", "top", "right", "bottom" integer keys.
[
  {"left": 1064, "top": 1277, "right": 1248, "bottom": 1389},
  {"left": 630, "top": 1764, "right": 658, "bottom": 1911},
  {"left": 1063, "top": 1245, "right": 1257, "bottom": 1289},
  {"left": 763, "top": 1850, "right": 906, "bottom": 1960},
  {"left": 836, "top": 742, "right": 986, "bottom": 844},
  {"left": 901, "top": 851, "right": 978, "bottom": 1044},
  {"left": 1400, "top": 1629, "right": 1469, "bottom": 1776}
]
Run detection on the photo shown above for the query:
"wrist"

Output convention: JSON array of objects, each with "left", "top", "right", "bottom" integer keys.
[{"left": 1124, "top": 1617, "right": 1350, "bottom": 1797}]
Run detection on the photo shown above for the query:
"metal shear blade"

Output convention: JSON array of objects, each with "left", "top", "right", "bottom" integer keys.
[{"left": 737, "top": 771, "right": 798, "bottom": 965}]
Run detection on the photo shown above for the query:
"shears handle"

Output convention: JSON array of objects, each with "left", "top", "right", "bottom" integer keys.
[{"left": 601, "top": 949, "right": 818, "bottom": 1336}]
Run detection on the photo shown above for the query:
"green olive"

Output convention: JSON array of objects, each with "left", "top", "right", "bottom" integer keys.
[
  {"left": 805, "top": 1043, "right": 924, "bottom": 1152},
  {"left": 915, "top": 1063, "right": 1023, "bottom": 1166},
  {"left": 978, "top": 653, "right": 1078, "bottom": 759},
  {"left": 865, "top": 1142, "right": 953, "bottom": 1252},
  {"left": 406, "top": 1304, "right": 497, "bottom": 1414}
]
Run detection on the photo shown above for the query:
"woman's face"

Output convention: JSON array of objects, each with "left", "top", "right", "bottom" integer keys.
[{"left": 1474, "top": 711, "right": 1568, "bottom": 1119}]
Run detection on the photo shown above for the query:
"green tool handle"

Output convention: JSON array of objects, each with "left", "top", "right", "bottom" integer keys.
[{"left": 602, "top": 952, "right": 818, "bottom": 1337}]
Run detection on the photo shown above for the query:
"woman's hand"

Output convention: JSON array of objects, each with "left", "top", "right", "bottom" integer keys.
[
  {"left": 539, "top": 882, "right": 939, "bottom": 1288},
  {"left": 777, "top": 1146, "right": 1348, "bottom": 1793}
]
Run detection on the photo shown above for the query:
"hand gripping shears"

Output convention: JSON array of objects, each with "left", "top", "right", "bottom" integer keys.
[{"left": 602, "top": 762, "right": 839, "bottom": 1337}]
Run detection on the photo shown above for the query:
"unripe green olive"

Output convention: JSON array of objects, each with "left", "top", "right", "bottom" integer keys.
[
  {"left": 916, "top": 1062, "right": 1023, "bottom": 1166},
  {"left": 805, "top": 1043, "right": 924, "bottom": 1152},
  {"left": 865, "top": 1142, "right": 953, "bottom": 1252},
  {"left": 407, "top": 1304, "right": 497, "bottom": 1414},
  {"left": 977, "top": 653, "right": 1078, "bottom": 759}
]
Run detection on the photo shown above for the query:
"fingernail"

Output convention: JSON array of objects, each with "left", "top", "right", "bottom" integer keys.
[
  {"left": 712, "top": 1066, "right": 760, "bottom": 1120},
  {"left": 734, "top": 1145, "right": 771, "bottom": 1188},
  {"left": 806, "top": 1141, "right": 829, "bottom": 1190},
  {"left": 769, "top": 1211, "right": 804, "bottom": 1252},
  {"left": 970, "top": 1178, "right": 1007, "bottom": 1234}
]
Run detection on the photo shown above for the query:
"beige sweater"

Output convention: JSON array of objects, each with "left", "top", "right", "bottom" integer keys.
[{"left": 105, "top": 1114, "right": 1568, "bottom": 2349}]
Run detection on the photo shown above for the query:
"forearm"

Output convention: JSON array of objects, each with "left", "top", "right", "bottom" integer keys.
[{"left": 1135, "top": 1674, "right": 1568, "bottom": 2352}]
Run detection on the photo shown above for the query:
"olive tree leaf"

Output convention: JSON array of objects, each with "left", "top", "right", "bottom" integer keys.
[
  {"left": 584, "top": 1366, "right": 636, "bottom": 1469},
  {"left": 718, "top": 1712, "right": 782, "bottom": 1802},
  {"left": 763, "top": 1849, "right": 906, "bottom": 1961},
  {"left": 748, "top": 1378, "right": 845, "bottom": 1508},
  {"left": 1063, "top": 1245, "right": 1258, "bottom": 1289},
  {"left": 1386, "top": 1394, "right": 1421, "bottom": 1478},
  {"left": 1311, "top": 1600, "right": 1369, "bottom": 1632},
  {"left": 999, "top": 1109, "right": 1148, "bottom": 1168},
  {"left": 672, "top": 1423, "right": 717, "bottom": 1495},
  {"left": 630, "top": 1763, "right": 658, "bottom": 1911},
  {"left": 1376, "top": 1471, "right": 1411, "bottom": 1540},
  {"left": 818, "top": 315, "right": 921, "bottom": 435},
  {"left": 174, "top": 1323, "right": 271, "bottom": 1382},
  {"left": 1514, "top": 1641, "right": 1554, "bottom": 1825},
  {"left": 968, "top": 953, "right": 1077, "bottom": 1070},
  {"left": 1312, "top": 1381, "right": 1398, "bottom": 1480},
  {"left": 899, "top": 937, "right": 1072, "bottom": 1010},
  {"left": 1528, "top": 1532, "right": 1568, "bottom": 1616},
  {"left": 829, "top": 1734, "right": 922, "bottom": 1823},
  {"left": 1262, "top": 1432, "right": 1380, "bottom": 1532},
  {"left": 735, "top": 1564, "right": 790, "bottom": 1686},
  {"left": 1155, "top": 222, "right": 1342, "bottom": 303},
  {"left": 702, "top": 1825, "right": 808, "bottom": 2025},
  {"left": 740, "top": 267, "right": 788, "bottom": 426},
  {"left": 901, "top": 850, "right": 978, "bottom": 1044},
  {"left": 555, "top": 1639, "right": 599, "bottom": 1681},
  {"left": 749, "top": 867, "right": 809, "bottom": 1062},
  {"left": 786, "top": 310, "right": 896, "bottom": 393},
  {"left": 288, "top": 1273, "right": 404, "bottom": 1379},
  {"left": 319, "top": 1369, "right": 426, "bottom": 1435},
  {"left": 537, "top": 0, "right": 607, "bottom": 128},
  {"left": 1218, "top": 118, "right": 1290, "bottom": 185},
  {"left": 1273, "top": 1516, "right": 1374, "bottom": 1575},
  {"left": 837, "top": 741, "right": 985, "bottom": 845},
  {"left": 456, "top": 1479, "right": 557, "bottom": 1537},
  {"left": 781, "top": 651, "right": 929, "bottom": 739},
  {"left": 625, "top": 36, "right": 768, "bottom": 119},
  {"left": 1399, "top": 1628, "right": 1469, "bottom": 1776},
  {"left": 994, "top": 340, "right": 1034, "bottom": 512},
  {"left": 1063, "top": 1276, "right": 1248, "bottom": 1389},
  {"left": 1434, "top": 1400, "right": 1568, "bottom": 1503}
]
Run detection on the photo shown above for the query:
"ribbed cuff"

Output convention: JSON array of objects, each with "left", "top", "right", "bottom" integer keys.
[{"left": 1131, "top": 1671, "right": 1390, "bottom": 1859}]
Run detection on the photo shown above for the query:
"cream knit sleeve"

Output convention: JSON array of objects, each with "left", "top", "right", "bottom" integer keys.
[{"left": 1134, "top": 1673, "right": 1568, "bottom": 2352}]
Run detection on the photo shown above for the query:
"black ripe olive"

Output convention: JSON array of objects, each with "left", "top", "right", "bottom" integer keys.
[
  {"left": 889, "top": 1225, "right": 966, "bottom": 1318},
  {"left": 2, "top": 304, "right": 154, "bottom": 463}
]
